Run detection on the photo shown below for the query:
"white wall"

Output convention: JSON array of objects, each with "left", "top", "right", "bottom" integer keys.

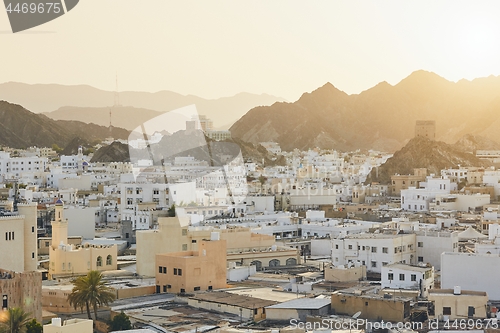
[
  {"left": 441, "top": 252, "right": 500, "bottom": 300},
  {"left": 63, "top": 207, "right": 96, "bottom": 239}
]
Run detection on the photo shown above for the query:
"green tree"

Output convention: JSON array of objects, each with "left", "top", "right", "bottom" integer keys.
[
  {"left": 108, "top": 312, "right": 132, "bottom": 331},
  {"left": 67, "top": 270, "right": 116, "bottom": 320},
  {"left": 25, "top": 319, "right": 42, "bottom": 333},
  {"left": 167, "top": 204, "right": 176, "bottom": 217},
  {"left": 0, "top": 307, "right": 31, "bottom": 333},
  {"left": 51, "top": 144, "right": 63, "bottom": 154}
]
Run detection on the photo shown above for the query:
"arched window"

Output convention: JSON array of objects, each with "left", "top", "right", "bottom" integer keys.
[
  {"left": 251, "top": 260, "right": 262, "bottom": 271},
  {"left": 96, "top": 256, "right": 102, "bottom": 267},
  {"left": 269, "top": 259, "right": 280, "bottom": 267},
  {"left": 286, "top": 258, "right": 297, "bottom": 266},
  {"left": 106, "top": 255, "right": 112, "bottom": 265}
]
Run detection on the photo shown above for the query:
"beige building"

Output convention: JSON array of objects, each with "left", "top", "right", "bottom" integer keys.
[
  {"left": 156, "top": 238, "right": 227, "bottom": 294},
  {"left": 38, "top": 236, "right": 82, "bottom": 256},
  {"left": 43, "top": 318, "right": 93, "bottom": 333},
  {"left": 391, "top": 169, "right": 427, "bottom": 196},
  {"left": 324, "top": 265, "right": 366, "bottom": 282},
  {"left": 0, "top": 268, "right": 42, "bottom": 322},
  {"left": 49, "top": 200, "right": 117, "bottom": 279},
  {"left": 137, "top": 216, "right": 298, "bottom": 276},
  {"left": 0, "top": 203, "right": 38, "bottom": 272},
  {"left": 188, "top": 291, "right": 276, "bottom": 321},
  {"left": 428, "top": 288, "right": 488, "bottom": 320},
  {"left": 331, "top": 292, "right": 411, "bottom": 322}
]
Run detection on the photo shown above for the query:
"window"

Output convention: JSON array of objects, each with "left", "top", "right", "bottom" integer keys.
[
  {"left": 382, "top": 262, "right": 388, "bottom": 266},
  {"left": 399, "top": 274, "right": 405, "bottom": 281},
  {"left": 159, "top": 266, "right": 163, "bottom": 274},
  {"left": 192, "top": 240, "right": 197, "bottom": 243},
  {"left": 174, "top": 268, "right": 178, "bottom": 275},
  {"left": 163, "top": 267, "right": 166, "bottom": 274},
  {"left": 335, "top": 244, "right": 339, "bottom": 249},
  {"left": 418, "top": 256, "right": 424, "bottom": 262},
  {"left": 31, "top": 226, "right": 35, "bottom": 233},
  {"left": 182, "top": 229, "right": 187, "bottom": 236},
  {"left": 178, "top": 269, "right": 182, "bottom": 276},
  {"left": 418, "top": 242, "right": 423, "bottom": 248},
  {"left": 180, "top": 288, "right": 185, "bottom": 293},
  {"left": 371, "top": 261, "right": 377, "bottom": 268},
  {"left": 32, "top": 252, "right": 35, "bottom": 259},
  {"left": 382, "top": 247, "right": 388, "bottom": 254},
  {"left": 194, "top": 286, "right": 201, "bottom": 291},
  {"left": 2, "top": 295, "right": 7, "bottom": 309},
  {"left": 182, "top": 244, "right": 188, "bottom": 251},
  {"left": 443, "top": 307, "right": 452, "bottom": 315},
  {"left": 411, "top": 274, "right": 417, "bottom": 281},
  {"left": 45, "top": 241, "right": 50, "bottom": 247},
  {"left": 96, "top": 256, "right": 102, "bottom": 267},
  {"left": 163, "top": 285, "right": 167, "bottom": 292},
  {"left": 388, "top": 273, "right": 394, "bottom": 280},
  {"left": 106, "top": 255, "right": 112, "bottom": 265},
  {"left": 371, "top": 247, "right": 377, "bottom": 253},
  {"left": 348, "top": 245, "right": 353, "bottom": 250}
]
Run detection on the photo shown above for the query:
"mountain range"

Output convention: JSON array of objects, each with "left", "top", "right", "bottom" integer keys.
[
  {"left": 230, "top": 70, "right": 500, "bottom": 152},
  {"left": 0, "top": 101, "right": 129, "bottom": 149},
  {"left": 0, "top": 82, "right": 285, "bottom": 130}
]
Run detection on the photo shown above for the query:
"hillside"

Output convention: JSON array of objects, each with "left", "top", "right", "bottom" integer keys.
[
  {"left": 0, "top": 101, "right": 129, "bottom": 149},
  {"left": 365, "top": 137, "right": 491, "bottom": 184},
  {"left": 230, "top": 71, "right": 500, "bottom": 151},
  {"left": 94, "top": 129, "right": 286, "bottom": 166},
  {"left": 91, "top": 141, "right": 130, "bottom": 163},
  {"left": 0, "top": 82, "right": 285, "bottom": 129}
]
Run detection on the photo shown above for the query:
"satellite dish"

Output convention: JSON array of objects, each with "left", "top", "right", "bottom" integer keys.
[{"left": 352, "top": 311, "right": 362, "bottom": 319}]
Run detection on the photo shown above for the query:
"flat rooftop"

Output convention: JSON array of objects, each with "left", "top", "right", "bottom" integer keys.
[
  {"left": 429, "top": 289, "right": 487, "bottom": 297},
  {"left": 225, "top": 287, "right": 304, "bottom": 302},
  {"left": 266, "top": 297, "right": 331, "bottom": 310},
  {"left": 190, "top": 291, "right": 278, "bottom": 309}
]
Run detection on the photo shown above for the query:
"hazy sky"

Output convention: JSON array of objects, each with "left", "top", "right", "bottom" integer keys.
[{"left": 1, "top": 1, "right": 500, "bottom": 101}]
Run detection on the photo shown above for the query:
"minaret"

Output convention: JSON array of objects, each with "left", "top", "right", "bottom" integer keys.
[{"left": 51, "top": 199, "right": 68, "bottom": 247}]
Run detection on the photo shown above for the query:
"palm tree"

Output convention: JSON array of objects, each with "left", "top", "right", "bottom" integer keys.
[
  {"left": 0, "top": 307, "right": 31, "bottom": 333},
  {"left": 67, "top": 270, "right": 116, "bottom": 320}
]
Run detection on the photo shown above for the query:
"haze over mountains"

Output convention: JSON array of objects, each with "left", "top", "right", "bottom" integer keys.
[
  {"left": 0, "top": 82, "right": 285, "bottom": 130},
  {"left": 230, "top": 70, "right": 500, "bottom": 152}
]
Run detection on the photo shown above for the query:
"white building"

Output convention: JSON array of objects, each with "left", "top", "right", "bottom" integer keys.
[
  {"left": 415, "top": 230, "right": 459, "bottom": 270},
  {"left": 401, "top": 175, "right": 457, "bottom": 212},
  {"left": 441, "top": 252, "right": 500, "bottom": 300},
  {"left": 331, "top": 232, "right": 416, "bottom": 273},
  {"left": 381, "top": 263, "right": 434, "bottom": 298},
  {"left": 430, "top": 194, "right": 490, "bottom": 212}
]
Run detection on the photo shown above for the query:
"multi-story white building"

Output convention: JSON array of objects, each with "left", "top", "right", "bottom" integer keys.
[
  {"left": 401, "top": 175, "right": 457, "bottom": 212},
  {"left": 381, "top": 263, "right": 434, "bottom": 298},
  {"left": 0, "top": 151, "right": 47, "bottom": 182},
  {"left": 415, "top": 230, "right": 459, "bottom": 270},
  {"left": 331, "top": 232, "right": 416, "bottom": 273}
]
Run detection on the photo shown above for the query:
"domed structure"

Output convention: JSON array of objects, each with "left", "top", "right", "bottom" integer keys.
[{"left": 55, "top": 198, "right": 64, "bottom": 206}]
